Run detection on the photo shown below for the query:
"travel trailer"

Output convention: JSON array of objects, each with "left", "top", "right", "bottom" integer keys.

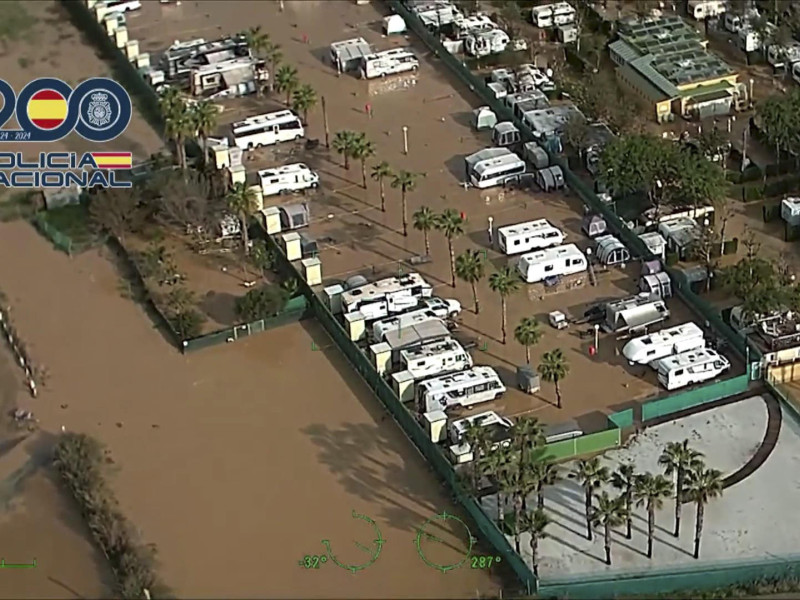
[
  {"left": 464, "top": 29, "right": 510, "bottom": 58},
  {"left": 447, "top": 411, "right": 513, "bottom": 451},
  {"left": 739, "top": 25, "right": 773, "bottom": 53},
  {"left": 161, "top": 35, "right": 251, "bottom": 84},
  {"left": 189, "top": 57, "right": 267, "bottom": 99},
  {"left": 465, "top": 148, "right": 526, "bottom": 189},
  {"left": 767, "top": 43, "right": 800, "bottom": 70},
  {"left": 342, "top": 272, "right": 433, "bottom": 320},
  {"left": 373, "top": 310, "right": 446, "bottom": 343},
  {"left": 497, "top": 219, "right": 565, "bottom": 255},
  {"left": 531, "top": 3, "right": 575, "bottom": 28},
  {"left": 552, "top": 2, "right": 576, "bottom": 25},
  {"left": 371, "top": 297, "right": 461, "bottom": 341},
  {"left": 258, "top": 163, "right": 319, "bottom": 197},
  {"left": 416, "top": 366, "right": 506, "bottom": 414},
  {"left": 454, "top": 14, "right": 497, "bottom": 38},
  {"left": 330, "top": 38, "right": 374, "bottom": 73},
  {"left": 231, "top": 110, "right": 304, "bottom": 150},
  {"left": 656, "top": 348, "right": 731, "bottom": 391},
  {"left": 103, "top": 0, "right": 141, "bottom": 13},
  {"left": 687, "top": 0, "right": 726, "bottom": 20},
  {"left": 409, "top": 0, "right": 464, "bottom": 29},
  {"left": 360, "top": 48, "right": 419, "bottom": 79},
  {"left": 622, "top": 322, "right": 706, "bottom": 367},
  {"left": 399, "top": 337, "right": 473, "bottom": 381},
  {"left": 516, "top": 244, "right": 587, "bottom": 284},
  {"left": 602, "top": 294, "right": 670, "bottom": 334}
]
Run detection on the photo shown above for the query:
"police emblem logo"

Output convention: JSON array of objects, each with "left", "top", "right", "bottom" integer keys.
[{"left": 86, "top": 92, "right": 112, "bottom": 128}]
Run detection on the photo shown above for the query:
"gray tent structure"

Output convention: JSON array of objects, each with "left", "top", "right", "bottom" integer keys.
[
  {"left": 582, "top": 214, "right": 607, "bottom": 238},
  {"left": 278, "top": 202, "right": 310, "bottom": 230}
]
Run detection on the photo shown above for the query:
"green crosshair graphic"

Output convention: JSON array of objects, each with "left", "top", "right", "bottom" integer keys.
[
  {"left": 415, "top": 511, "right": 475, "bottom": 573},
  {"left": 321, "top": 510, "right": 385, "bottom": 574}
]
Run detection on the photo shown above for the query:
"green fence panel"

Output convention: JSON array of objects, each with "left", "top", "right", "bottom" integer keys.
[
  {"left": 608, "top": 408, "right": 634, "bottom": 429},
  {"left": 538, "top": 554, "right": 800, "bottom": 599},
  {"left": 182, "top": 328, "right": 234, "bottom": 352},
  {"left": 33, "top": 214, "right": 74, "bottom": 256},
  {"left": 541, "top": 438, "right": 579, "bottom": 461},
  {"left": 575, "top": 428, "right": 621, "bottom": 455},
  {"left": 641, "top": 374, "right": 749, "bottom": 422}
]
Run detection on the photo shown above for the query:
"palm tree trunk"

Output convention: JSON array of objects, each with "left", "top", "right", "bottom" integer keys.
[
  {"left": 471, "top": 282, "right": 480, "bottom": 314},
  {"left": 604, "top": 524, "right": 612, "bottom": 565},
  {"left": 401, "top": 190, "right": 408, "bottom": 237},
  {"left": 379, "top": 180, "right": 386, "bottom": 212},
  {"left": 361, "top": 160, "right": 367, "bottom": 189},
  {"left": 495, "top": 492, "right": 502, "bottom": 525},
  {"left": 674, "top": 470, "right": 683, "bottom": 537},
  {"left": 584, "top": 490, "right": 593, "bottom": 540},
  {"left": 693, "top": 502, "right": 704, "bottom": 559},
  {"left": 448, "top": 240, "right": 456, "bottom": 287},
  {"left": 525, "top": 345, "right": 531, "bottom": 365},
  {"left": 537, "top": 482, "right": 544, "bottom": 509},
  {"left": 176, "top": 135, "right": 186, "bottom": 170},
  {"left": 201, "top": 135, "right": 208, "bottom": 164},
  {"left": 501, "top": 298, "right": 507, "bottom": 344},
  {"left": 531, "top": 537, "right": 539, "bottom": 578},
  {"left": 286, "top": 90, "right": 291, "bottom": 106},
  {"left": 625, "top": 493, "right": 632, "bottom": 539},
  {"left": 344, "top": 154, "right": 350, "bottom": 170},
  {"left": 240, "top": 211, "right": 250, "bottom": 257},
  {"left": 555, "top": 380, "right": 562, "bottom": 409},
  {"left": 424, "top": 231, "right": 430, "bottom": 256},
  {"left": 270, "top": 62, "right": 277, "bottom": 93},
  {"left": 647, "top": 505, "right": 655, "bottom": 559},
  {"left": 304, "top": 109, "right": 309, "bottom": 125},
  {"left": 514, "top": 496, "right": 522, "bottom": 553}
]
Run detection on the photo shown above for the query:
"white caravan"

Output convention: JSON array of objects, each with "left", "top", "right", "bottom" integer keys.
[
  {"left": 793, "top": 61, "right": 800, "bottom": 85},
  {"left": 231, "top": 110, "right": 304, "bottom": 150},
  {"left": 739, "top": 25, "right": 773, "bottom": 53},
  {"left": 767, "top": 43, "right": 800, "bottom": 70},
  {"left": 448, "top": 411, "right": 513, "bottom": 450},
  {"left": 360, "top": 48, "right": 419, "bottom": 79},
  {"left": 622, "top": 322, "right": 706, "bottom": 367},
  {"left": 465, "top": 148, "right": 526, "bottom": 189},
  {"left": 258, "top": 163, "right": 319, "bottom": 197},
  {"left": 497, "top": 219, "right": 565, "bottom": 255},
  {"left": 374, "top": 311, "right": 446, "bottom": 345},
  {"left": 531, "top": 4, "right": 555, "bottom": 28},
  {"left": 342, "top": 272, "right": 432, "bottom": 320},
  {"left": 656, "top": 348, "right": 731, "bottom": 391},
  {"left": 464, "top": 29, "right": 510, "bottom": 58},
  {"left": 517, "top": 244, "right": 587, "bottom": 284},
  {"left": 454, "top": 14, "right": 497, "bottom": 39},
  {"left": 687, "top": 0, "right": 726, "bottom": 20},
  {"left": 370, "top": 297, "right": 461, "bottom": 341},
  {"left": 552, "top": 2, "right": 576, "bottom": 25},
  {"left": 400, "top": 337, "right": 473, "bottom": 381},
  {"left": 103, "top": 0, "right": 142, "bottom": 12},
  {"left": 416, "top": 366, "right": 506, "bottom": 414},
  {"left": 330, "top": 37, "right": 373, "bottom": 73}
]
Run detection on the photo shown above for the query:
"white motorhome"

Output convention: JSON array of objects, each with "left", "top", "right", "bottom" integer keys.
[
  {"left": 622, "top": 322, "right": 706, "bottom": 367},
  {"left": 739, "top": 25, "right": 773, "bottom": 53},
  {"left": 103, "top": 0, "right": 142, "bottom": 12},
  {"left": 516, "top": 244, "right": 587, "bottom": 284},
  {"left": 552, "top": 2, "right": 576, "bottom": 25},
  {"left": 416, "top": 366, "right": 506, "bottom": 414},
  {"left": 656, "top": 348, "right": 731, "bottom": 391},
  {"left": 497, "top": 219, "right": 565, "bottom": 255},
  {"left": 465, "top": 149, "right": 526, "bottom": 189},
  {"left": 371, "top": 297, "right": 460, "bottom": 341},
  {"left": 342, "top": 272, "right": 432, "bottom": 320},
  {"left": 688, "top": 0, "right": 726, "bottom": 20},
  {"left": 531, "top": 4, "right": 555, "bottom": 28},
  {"left": 258, "top": 163, "right": 319, "bottom": 197},
  {"left": 767, "top": 43, "right": 800, "bottom": 70},
  {"left": 231, "top": 110, "right": 304, "bottom": 151},
  {"left": 447, "top": 411, "right": 513, "bottom": 450},
  {"left": 412, "top": 1, "right": 464, "bottom": 28},
  {"left": 360, "top": 48, "right": 419, "bottom": 79},
  {"left": 400, "top": 337, "right": 473, "bottom": 381},
  {"left": 455, "top": 14, "right": 496, "bottom": 38},
  {"left": 465, "top": 29, "right": 510, "bottom": 57}
]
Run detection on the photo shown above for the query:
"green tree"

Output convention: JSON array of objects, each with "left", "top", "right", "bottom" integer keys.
[
  {"left": 514, "top": 316, "right": 542, "bottom": 365},
  {"left": 611, "top": 462, "right": 637, "bottom": 539},
  {"left": 332, "top": 130, "right": 358, "bottom": 170},
  {"left": 274, "top": 64, "right": 299, "bottom": 106},
  {"left": 455, "top": 249, "right": 485, "bottom": 314},
  {"left": 351, "top": 133, "right": 376, "bottom": 189},
  {"left": 226, "top": 182, "right": 257, "bottom": 257},
  {"left": 189, "top": 99, "right": 219, "bottom": 161},
  {"left": 571, "top": 457, "right": 609, "bottom": 541},
  {"left": 684, "top": 466, "right": 724, "bottom": 560},
  {"left": 235, "top": 285, "right": 290, "bottom": 321},
  {"left": 250, "top": 238, "right": 275, "bottom": 280},
  {"left": 159, "top": 87, "right": 192, "bottom": 170},
  {"left": 244, "top": 26, "right": 272, "bottom": 96},
  {"left": 170, "top": 309, "right": 206, "bottom": 339},
  {"left": 530, "top": 458, "right": 560, "bottom": 509},
  {"left": 488, "top": 266, "right": 521, "bottom": 344},
  {"left": 538, "top": 348, "right": 569, "bottom": 409},
  {"left": 591, "top": 492, "right": 628, "bottom": 566},
  {"left": 758, "top": 90, "right": 800, "bottom": 158},
  {"left": 633, "top": 472, "right": 673, "bottom": 559},
  {"left": 391, "top": 170, "right": 422, "bottom": 237},
  {"left": 510, "top": 416, "right": 544, "bottom": 487},
  {"left": 659, "top": 439, "right": 705, "bottom": 537},
  {"left": 435, "top": 208, "right": 465, "bottom": 287},
  {"left": 412, "top": 206, "right": 436, "bottom": 256},
  {"left": 519, "top": 508, "right": 551, "bottom": 578},
  {"left": 371, "top": 161, "right": 393, "bottom": 212},
  {"left": 675, "top": 151, "right": 728, "bottom": 213},
  {"left": 164, "top": 286, "right": 196, "bottom": 314},
  {"left": 264, "top": 42, "right": 283, "bottom": 94},
  {"left": 480, "top": 447, "right": 513, "bottom": 527},
  {"left": 292, "top": 83, "right": 318, "bottom": 125}
]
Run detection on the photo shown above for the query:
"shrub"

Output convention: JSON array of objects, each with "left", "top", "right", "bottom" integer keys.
[
  {"left": 665, "top": 251, "right": 679, "bottom": 266},
  {"left": 235, "top": 285, "right": 289, "bottom": 322},
  {"left": 169, "top": 309, "right": 206, "bottom": 340},
  {"left": 763, "top": 203, "right": 781, "bottom": 223},
  {"left": 722, "top": 237, "right": 738, "bottom": 255},
  {"left": 742, "top": 184, "right": 765, "bottom": 202},
  {"left": 739, "top": 163, "right": 763, "bottom": 183}
]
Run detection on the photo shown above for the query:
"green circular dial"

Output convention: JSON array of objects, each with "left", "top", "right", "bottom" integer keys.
[
  {"left": 415, "top": 511, "right": 475, "bottom": 573},
  {"left": 321, "top": 510, "right": 385, "bottom": 574}
]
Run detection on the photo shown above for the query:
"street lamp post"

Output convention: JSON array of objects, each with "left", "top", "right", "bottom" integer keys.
[{"left": 402, "top": 126, "right": 409, "bottom": 155}]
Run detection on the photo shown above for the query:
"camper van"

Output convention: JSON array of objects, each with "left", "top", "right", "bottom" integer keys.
[
  {"left": 360, "top": 48, "right": 419, "bottom": 79},
  {"left": 416, "top": 366, "right": 506, "bottom": 414},
  {"left": 342, "top": 272, "right": 432, "bottom": 320},
  {"left": 258, "top": 163, "right": 319, "bottom": 197},
  {"left": 400, "top": 337, "right": 473, "bottom": 381},
  {"left": 465, "top": 149, "right": 527, "bottom": 189},
  {"left": 447, "top": 411, "right": 513, "bottom": 450},
  {"left": 231, "top": 110, "right": 304, "bottom": 150},
  {"left": 516, "top": 244, "right": 587, "bottom": 284},
  {"left": 656, "top": 348, "right": 731, "bottom": 391},
  {"left": 687, "top": 0, "right": 726, "bottom": 20},
  {"left": 602, "top": 295, "right": 670, "bottom": 334},
  {"left": 767, "top": 43, "right": 800, "bottom": 70},
  {"left": 622, "top": 322, "right": 706, "bottom": 367},
  {"left": 497, "top": 219, "right": 565, "bottom": 255}
]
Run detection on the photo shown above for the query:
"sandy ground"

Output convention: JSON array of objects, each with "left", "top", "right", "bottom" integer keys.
[
  {"left": 481, "top": 395, "right": 800, "bottom": 581},
  {"left": 0, "top": 221, "right": 501, "bottom": 598}
]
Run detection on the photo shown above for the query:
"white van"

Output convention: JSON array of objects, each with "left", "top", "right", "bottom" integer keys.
[
  {"left": 447, "top": 411, "right": 513, "bottom": 449},
  {"left": 400, "top": 337, "right": 473, "bottom": 381},
  {"left": 656, "top": 348, "right": 731, "bottom": 391},
  {"left": 688, "top": 0, "right": 726, "bottom": 20},
  {"left": 416, "top": 366, "right": 506, "bottom": 414},
  {"left": 497, "top": 219, "right": 565, "bottom": 255},
  {"left": 103, "top": 0, "right": 142, "bottom": 12},
  {"left": 258, "top": 163, "right": 319, "bottom": 197},
  {"left": 466, "top": 149, "right": 527, "bottom": 189},
  {"left": 517, "top": 243, "right": 587, "bottom": 284},
  {"left": 360, "top": 48, "right": 419, "bottom": 79},
  {"left": 622, "top": 322, "right": 705, "bottom": 367}
]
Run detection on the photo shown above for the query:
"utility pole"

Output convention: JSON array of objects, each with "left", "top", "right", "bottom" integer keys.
[
  {"left": 741, "top": 125, "right": 749, "bottom": 173},
  {"left": 322, "top": 96, "right": 330, "bottom": 149}
]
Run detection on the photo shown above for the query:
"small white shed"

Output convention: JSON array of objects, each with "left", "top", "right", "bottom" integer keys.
[
  {"left": 782, "top": 197, "right": 800, "bottom": 226},
  {"left": 383, "top": 14, "right": 407, "bottom": 35}
]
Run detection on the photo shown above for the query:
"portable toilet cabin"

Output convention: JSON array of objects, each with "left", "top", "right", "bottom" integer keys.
[
  {"left": 383, "top": 14, "right": 407, "bottom": 35},
  {"left": 781, "top": 197, "right": 800, "bottom": 226},
  {"left": 595, "top": 235, "right": 630, "bottom": 266},
  {"left": 473, "top": 106, "right": 498, "bottom": 131},
  {"left": 557, "top": 24, "right": 578, "bottom": 43},
  {"left": 639, "top": 271, "right": 672, "bottom": 299},
  {"left": 582, "top": 214, "right": 607, "bottom": 238},
  {"left": 493, "top": 121, "right": 521, "bottom": 146},
  {"left": 523, "top": 141, "right": 549, "bottom": 170}
]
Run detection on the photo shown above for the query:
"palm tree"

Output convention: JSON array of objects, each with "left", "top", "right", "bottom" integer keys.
[
  {"left": 684, "top": 466, "right": 724, "bottom": 560},
  {"left": 519, "top": 508, "right": 551, "bottom": 577},
  {"left": 461, "top": 422, "right": 491, "bottom": 493},
  {"left": 492, "top": 451, "right": 518, "bottom": 529},
  {"left": 571, "top": 457, "right": 609, "bottom": 541},
  {"left": 371, "top": 161, "right": 393, "bottom": 212},
  {"left": 510, "top": 416, "right": 544, "bottom": 484},
  {"left": 511, "top": 468, "right": 539, "bottom": 553},
  {"left": 332, "top": 130, "right": 358, "bottom": 170},
  {"left": 488, "top": 266, "right": 521, "bottom": 344},
  {"left": 455, "top": 249, "right": 485, "bottom": 314},
  {"left": 350, "top": 134, "right": 376, "bottom": 189},
  {"left": 538, "top": 349, "right": 569, "bottom": 409},
  {"left": 435, "top": 208, "right": 465, "bottom": 287},
  {"left": 514, "top": 317, "right": 542, "bottom": 365},
  {"left": 412, "top": 206, "right": 436, "bottom": 256},
  {"left": 164, "top": 105, "right": 193, "bottom": 171},
  {"left": 390, "top": 170, "right": 422, "bottom": 237},
  {"left": 531, "top": 458, "right": 559, "bottom": 509},
  {"left": 480, "top": 446, "right": 513, "bottom": 526},
  {"left": 274, "top": 64, "right": 299, "bottom": 106},
  {"left": 590, "top": 492, "right": 628, "bottom": 566},
  {"left": 264, "top": 42, "right": 283, "bottom": 94},
  {"left": 659, "top": 440, "right": 705, "bottom": 537},
  {"left": 244, "top": 26, "right": 272, "bottom": 96},
  {"left": 633, "top": 472, "right": 673, "bottom": 559},
  {"left": 225, "top": 182, "right": 257, "bottom": 257},
  {"left": 292, "top": 84, "right": 318, "bottom": 125},
  {"left": 189, "top": 99, "right": 218, "bottom": 161},
  {"left": 611, "top": 462, "right": 637, "bottom": 539}
]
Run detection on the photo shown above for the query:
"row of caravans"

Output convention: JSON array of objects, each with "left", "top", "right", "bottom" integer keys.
[{"left": 329, "top": 38, "right": 420, "bottom": 78}]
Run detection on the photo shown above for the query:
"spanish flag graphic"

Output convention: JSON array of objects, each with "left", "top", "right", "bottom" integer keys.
[
  {"left": 26, "top": 89, "right": 69, "bottom": 130},
  {"left": 90, "top": 152, "right": 132, "bottom": 170}
]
